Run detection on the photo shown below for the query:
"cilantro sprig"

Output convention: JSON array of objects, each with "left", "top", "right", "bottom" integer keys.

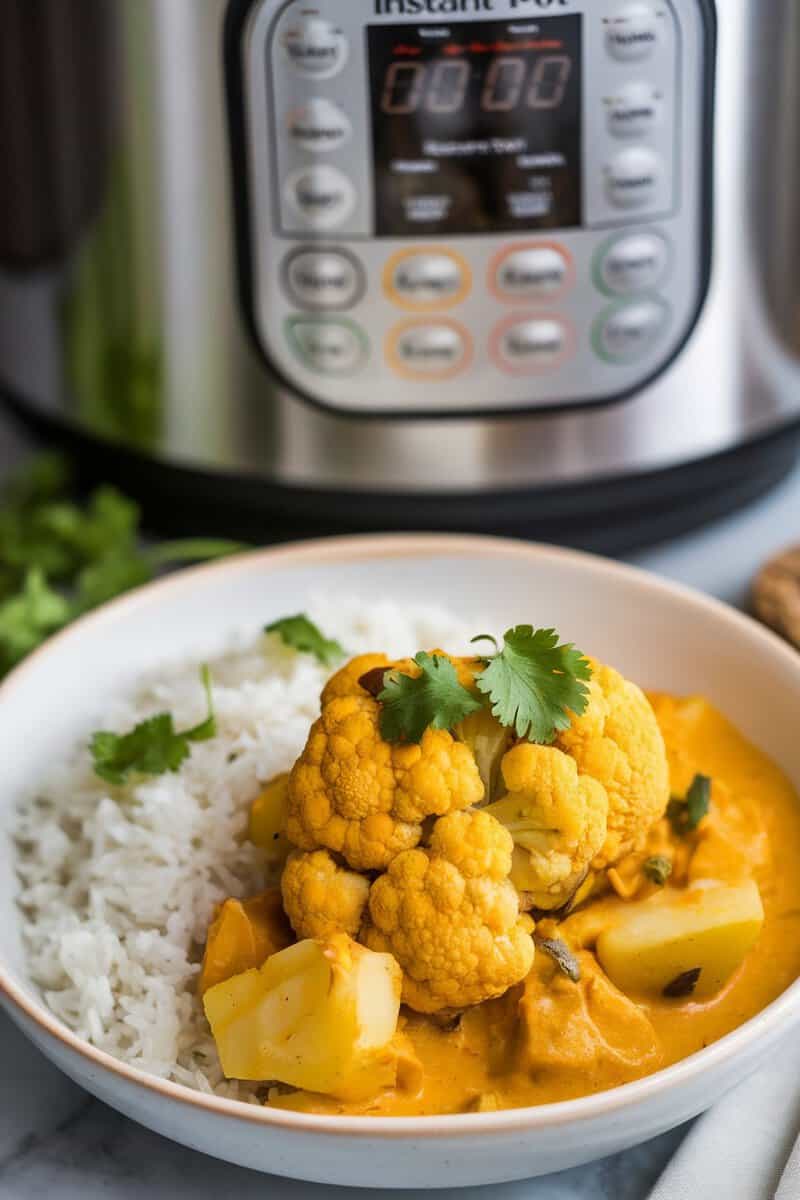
[
  {"left": 379, "top": 652, "right": 482, "bottom": 744},
  {"left": 265, "top": 614, "right": 345, "bottom": 667},
  {"left": 0, "top": 454, "right": 247, "bottom": 678},
  {"left": 90, "top": 665, "right": 217, "bottom": 785},
  {"left": 374, "top": 626, "right": 591, "bottom": 746},
  {"left": 473, "top": 626, "right": 592, "bottom": 744}
]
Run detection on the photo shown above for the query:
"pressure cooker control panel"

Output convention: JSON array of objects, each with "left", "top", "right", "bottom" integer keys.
[{"left": 238, "top": 0, "right": 713, "bottom": 416}]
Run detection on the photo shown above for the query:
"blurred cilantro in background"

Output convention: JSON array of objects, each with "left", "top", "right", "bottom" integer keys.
[{"left": 0, "top": 453, "right": 247, "bottom": 678}]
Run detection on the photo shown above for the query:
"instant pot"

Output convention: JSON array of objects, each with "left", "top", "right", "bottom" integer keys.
[{"left": 1, "top": 0, "right": 799, "bottom": 550}]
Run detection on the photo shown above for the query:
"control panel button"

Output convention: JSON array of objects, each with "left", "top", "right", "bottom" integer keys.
[
  {"left": 284, "top": 250, "right": 364, "bottom": 311},
  {"left": 286, "top": 98, "right": 352, "bottom": 153},
  {"left": 596, "top": 232, "right": 670, "bottom": 296},
  {"left": 606, "top": 4, "right": 660, "bottom": 62},
  {"left": 608, "top": 82, "right": 663, "bottom": 139},
  {"left": 385, "top": 250, "right": 469, "bottom": 310},
  {"left": 285, "top": 166, "right": 356, "bottom": 229},
  {"left": 594, "top": 299, "right": 671, "bottom": 363},
  {"left": 493, "top": 317, "right": 572, "bottom": 374},
  {"left": 389, "top": 321, "right": 470, "bottom": 379},
  {"left": 493, "top": 244, "right": 572, "bottom": 302},
  {"left": 606, "top": 147, "right": 662, "bottom": 209},
  {"left": 280, "top": 15, "right": 348, "bottom": 78},
  {"left": 288, "top": 318, "right": 367, "bottom": 375}
]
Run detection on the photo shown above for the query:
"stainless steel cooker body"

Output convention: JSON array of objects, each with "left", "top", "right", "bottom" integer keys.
[{"left": 1, "top": 0, "right": 799, "bottom": 540}]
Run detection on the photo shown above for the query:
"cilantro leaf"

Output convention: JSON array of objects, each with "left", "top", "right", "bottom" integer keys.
[
  {"left": 667, "top": 774, "right": 711, "bottom": 836},
  {"left": 5, "top": 452, "right": 71, "bottom": 510},
  {"left": 0, "top": 455, "right": 251, "bottom": 679},
  {"left": 90, "top": 665, "right": 217, "bottom": 785},
  {"left": 70, "top": 487, "right": 141, "bottom": 563},
  {"left": 75, "top": 551, "right": 154, "bottom": 614},
  {"left": 76, "top": 541, "right": 247, "bottom": 616},
  {"left": 475, "top": 626, "right": 592, "bottom": 744},
  {"left": 379, "top": 651, "right": 483, "bottom": 744},
  {"left": 0, "top": 569, "right": 72, "bottom": 674},
  {"left": 265, "top": 614, "right": 345, "bottom": 667},
  {"left": 185, "top": 664, "right": 218, "bottom": 743},
  {"left": 0, "top": 482, "right": 141, "bottom": 586}
]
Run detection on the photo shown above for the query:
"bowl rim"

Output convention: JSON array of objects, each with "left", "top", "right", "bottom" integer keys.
[{"left": 3, "top": 530, "right": 800, "bottom": 1140}]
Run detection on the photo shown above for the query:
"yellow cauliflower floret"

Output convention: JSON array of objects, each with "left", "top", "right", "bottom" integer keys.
[
  {"left": 287, "top": 658, "right": 484, "bottom": 870},
  {"left": 556, "top": 661, "right": 669, "bottom": 867},
  {"left": 321, "top": 654, "right": 395, "bottom": 705},
  {"left": 362, "top": 809, "right": 534, "bottom": 1013},
  {"left": 281, "top": 848, "right": 370, "bottom": 940},
  {"left": 483, "top": 743, "right": 609, "bottom": 911}
]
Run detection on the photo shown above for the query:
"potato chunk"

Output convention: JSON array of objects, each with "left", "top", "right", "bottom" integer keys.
[
  {"left": 596, "top": 881, "right": 764, "bottom": 1000},
  {"left": 203, "top": 934, "right": 402, "bottom": 1099},
  {"left": 198, "top": 888, "right": 293, "bottom": 996},
  {"left": 249, "top": 773, "right": 291, "bottom": 864}
]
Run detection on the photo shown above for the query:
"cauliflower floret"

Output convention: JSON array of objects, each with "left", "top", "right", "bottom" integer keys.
[
  {"left": 321, "top": 654, "right": 398, "bottom": 705},
  {"left": 282, "top": 848, "right": 370, "bottom": 940},
  {"left": 287, "top": 658, "right": 484, "bottom": 871},
  {"left": 557, "top": 661, "right": 669, "bottom": 867},
  {"left": 483, "top": 743, "right": 609, "bottom": 911},
  {"left": 362, "top": 809, "right": 535, "bottom": 1013}
]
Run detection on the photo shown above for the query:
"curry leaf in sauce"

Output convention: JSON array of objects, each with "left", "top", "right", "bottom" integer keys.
[
  {"left": 643, "top": 855, "right": 673, "bottom": 886},
  {"left": 662, "top": 967, "right": 702, "bottom": 999},
  {"left": 668, "top": 774, "right": 712, "bottom": 836},
  {"left": 535, "top": 935, "right": 582, "bottom": 983}
]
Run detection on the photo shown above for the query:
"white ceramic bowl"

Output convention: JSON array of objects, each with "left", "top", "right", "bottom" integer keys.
[{"left": 2, "top": 534, "right": 800, "bottom": 1189}]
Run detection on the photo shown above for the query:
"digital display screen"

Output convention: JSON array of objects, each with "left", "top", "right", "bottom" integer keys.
[{"left": 367, "top": 17, "right": 582, "bottom": 237}]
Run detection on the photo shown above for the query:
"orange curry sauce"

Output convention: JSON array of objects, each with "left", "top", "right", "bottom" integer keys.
[{"left": 270, "top": 696, "right": 800, "bottom": 1116}]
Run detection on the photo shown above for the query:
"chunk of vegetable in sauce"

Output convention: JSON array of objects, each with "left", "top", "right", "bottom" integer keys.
[{"left": 596, "top": 881, "right": 764, "bottom": 1000}]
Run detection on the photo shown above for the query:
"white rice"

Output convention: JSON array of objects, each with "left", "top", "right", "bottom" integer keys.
[{"left": 15, "top": 597, "right": 481, "bottom": 1100}]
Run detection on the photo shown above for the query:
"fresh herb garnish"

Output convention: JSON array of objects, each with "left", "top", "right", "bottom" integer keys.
[
  {"left": 663, "top": 967, "right": 702, "bottom": 999},
  {"left": 375, "top": 626, "right": 592, "bottom": 746},
  {"left": 0, "top": 455, "right": 247, "bottom": 676},
  {"left": 667, "top": 774, "right": 712, "bottom": 836},
  {"left": 379, "top": 652, "right": 482, "bottom": 744},
  {"left": 473, "top": 626, "right": 592, "bottom": 744},
  {"left": 265, "top": 614, "right": 345, "bottom": 667},
  {"left": 0, "top": 568, "right": 72, "bottom": 674},
  {"left": 643, "top": 855, "right": 673, "bottom": 886},
  {"left": 90, "top": 665, "right": 217, "bottom": 785},
  {"left": 535, "top": 935, "right": 582, "bottom": 983}
]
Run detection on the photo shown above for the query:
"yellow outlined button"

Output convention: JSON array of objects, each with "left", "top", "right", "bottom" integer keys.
[
  {"left": 386, "top": 318, "right": 472, "bottom": 381},
  {"left": 383, "top": 247, "right": 472, "bottom": 312}
]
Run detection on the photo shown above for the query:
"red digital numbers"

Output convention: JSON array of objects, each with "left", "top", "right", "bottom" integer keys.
[{"left": 381, "top": 54, "right": 573, "bottom": 116}]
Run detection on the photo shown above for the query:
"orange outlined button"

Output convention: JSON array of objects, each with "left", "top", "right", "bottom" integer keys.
[
  {"left": 490, "top": 241, "right": 574, "bottom": 304},
  {"left": 383, "top": 247, "right": 472, "bottom": 312},
  {"left": 387, "top": 318, "right": 472, "bottom": 381},
  {"left": 491, "top": 313, "right": 574, "bottom": 375}
]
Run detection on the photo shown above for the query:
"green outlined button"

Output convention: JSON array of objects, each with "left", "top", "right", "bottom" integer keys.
[
  {"left": 592, "top": 297, "right": 671, "bottom": 365},
  {"left": 286, "top": 316, "right": 369, "bottom": 376}
]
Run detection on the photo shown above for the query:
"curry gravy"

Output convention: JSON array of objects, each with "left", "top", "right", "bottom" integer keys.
[{"left": 270, "top": 696, "right": 800, "bottom": 1116}]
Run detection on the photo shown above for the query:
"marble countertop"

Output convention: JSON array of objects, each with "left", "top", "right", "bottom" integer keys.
[{"left": 2, "top": 426, "right": 800, "bottom": 1199}]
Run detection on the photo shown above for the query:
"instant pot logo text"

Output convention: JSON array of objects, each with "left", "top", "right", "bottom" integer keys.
[{"left": 374, "top": 0, "right": 570, "bottom": 14}]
